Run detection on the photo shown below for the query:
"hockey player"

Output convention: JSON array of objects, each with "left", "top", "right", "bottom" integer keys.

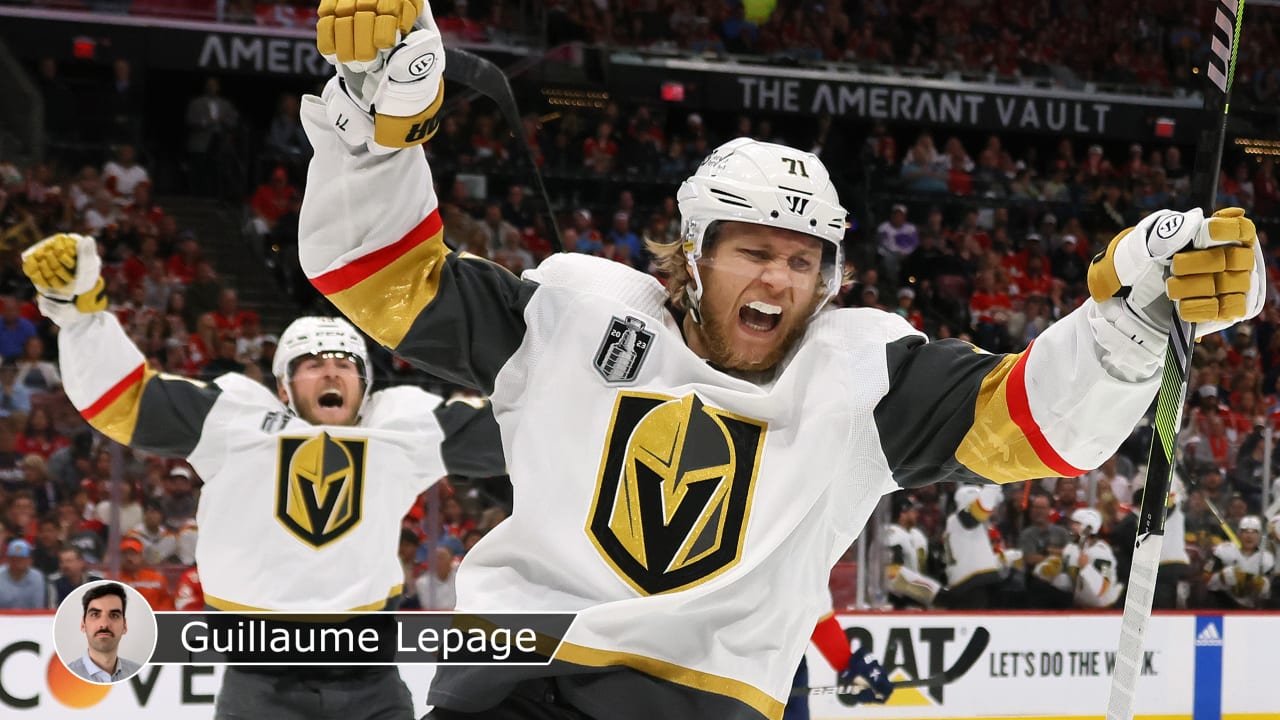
[
  {"left": 1065, "top": 508, "right": 1124, "bottom": 608},
  {"left": 942, "top": 485, "right": 1004, "bottom": 608},
  {"left": 885, "top": 494, "right": 941, "bottom": 608},
  {"left": 296, "top": 2, "right": 1265, "bottom": 717},
  {"left": 21, "top": 233, "right": 503, "bottom": 720},
  {"left": 1206, "top": 515, "right": 1274, "bottom": 609}
]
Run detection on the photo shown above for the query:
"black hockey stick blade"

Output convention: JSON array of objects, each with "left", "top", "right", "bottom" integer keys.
[
  {"left": 442, "top": 47, "right": 562, "bottom": 250},
  {"left": 792, "top": 627, "right": 989, "bottom": 697}
]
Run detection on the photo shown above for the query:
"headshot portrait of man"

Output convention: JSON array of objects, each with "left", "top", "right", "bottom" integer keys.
[{"left": 65, "top": 582, "right": 145, "bottom": 683}]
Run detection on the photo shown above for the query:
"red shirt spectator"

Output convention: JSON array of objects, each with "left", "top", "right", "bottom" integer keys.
[{"left": 250, "top": 167, "right": 297, "bottom": 229}]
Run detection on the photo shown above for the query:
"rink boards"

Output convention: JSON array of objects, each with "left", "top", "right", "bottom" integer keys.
[{"left": 0, "top": 611, "right": 1276, "bottom": 719}]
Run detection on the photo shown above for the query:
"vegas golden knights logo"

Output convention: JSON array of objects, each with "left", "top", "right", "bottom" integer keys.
[
  {"left": 588, "top": 391, "right": 766, "bottom": 595},
  {"left": 276, "top": 433, "right": 367, "bottom": 548}
]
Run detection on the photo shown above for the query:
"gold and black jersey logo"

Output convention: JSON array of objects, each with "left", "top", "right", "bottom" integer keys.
[
  {"left": 588, "top": 391, "right": 766, "bottom": 595},
  {"left": 275, "top": 433, "right": 367, "bottom": 548}
]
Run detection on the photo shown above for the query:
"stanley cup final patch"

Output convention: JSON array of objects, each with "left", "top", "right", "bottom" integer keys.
[{"left": 594, "top": 316, "right": 654, "bottom": 384}]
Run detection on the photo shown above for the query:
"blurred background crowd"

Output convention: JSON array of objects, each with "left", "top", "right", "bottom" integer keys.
[{"left": 1, "top": 0, "right": 1279, "bottom": 613}]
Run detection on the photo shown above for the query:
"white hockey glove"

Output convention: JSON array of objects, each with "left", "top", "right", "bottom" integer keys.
[
  {"left": 1088, "top": 207, "right": 1263, "bottom": 352},
  {"left": 316, "top": 0, "right": 445, "bottom": 153},
  {"left": 21, "top": 233, "right": 106, "bottom": 327}
]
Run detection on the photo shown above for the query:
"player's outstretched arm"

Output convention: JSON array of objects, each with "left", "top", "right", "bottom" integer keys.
[
  {"left": 23, "top": 234, "right": 221, "bottom": 457},
  {"left": 874, "top": 208, "right": 1262, "bottom": 489},
  {"left": 298, "top": 0, "right": 532, "bottom": 393}
]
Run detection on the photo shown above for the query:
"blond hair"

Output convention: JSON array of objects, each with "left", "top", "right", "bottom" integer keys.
[{"left": 644, "top": 235, "right": 693, "bottom": 309}]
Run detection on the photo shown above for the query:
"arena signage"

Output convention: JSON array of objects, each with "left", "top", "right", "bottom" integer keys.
[{"left": 608, "top": 57, "right": 1203, "bottom": 141}]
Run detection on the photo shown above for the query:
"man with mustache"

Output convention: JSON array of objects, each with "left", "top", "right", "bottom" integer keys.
[
  {"left": 65, "top": 582, "right": 143, "bottom": 683},
  {"left": 292, "top": 3, "right": 1268, "bottom": 716},
  {"left": 21, "top": 233, "right": 504, "bottom": 718}
]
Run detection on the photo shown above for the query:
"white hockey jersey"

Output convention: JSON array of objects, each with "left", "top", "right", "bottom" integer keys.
[
  {"left": 1207, "top": 543, "right": 1275, "bottom": 608},
  {"left": 1073, "top": 540, "right": 1124, "bottom": 608},
  {"left": 57, "top": 312, "right": 498, "bottom": 611},
  {"left": 297, "top": 90, "right": 1165, "bottom": 720},
  {"left": 885, "top": 523, "right": 928, "bottom": 573}
]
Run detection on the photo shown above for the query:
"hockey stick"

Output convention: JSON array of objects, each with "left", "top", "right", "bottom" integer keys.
[
  {"left": 1106, "top": 3, "right": 1245, "bottom": 719},
  {"left": 1200, "top": 492, "right": 1243, "bottom": 547},
  {"left": 442, "top": 47, "right": 563, "bottom": 250},
  {"left": 791, "top": 627, "right": 989, "bottom": 697}
]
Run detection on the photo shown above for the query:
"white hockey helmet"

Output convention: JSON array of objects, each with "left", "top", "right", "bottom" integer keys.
[
  {"left": 954, "top": 485, "right": 981, "bottom": 509},
  {"left": 1071, "top": 508, "right": 1103, "bottom": 537},
  {"left": 676, "top": 138, "right": 848, "bottom": 321},
  {"left": 272, "top": 316, "right": 373, "bottom": 416},
  {"left": 1239, "top": 515, "right": 1263, "bottom": 534}
]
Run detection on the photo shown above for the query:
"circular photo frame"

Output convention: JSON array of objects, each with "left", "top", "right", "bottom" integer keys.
[{"left": 53, "top": 580, "right": 158, "bottom": 685}]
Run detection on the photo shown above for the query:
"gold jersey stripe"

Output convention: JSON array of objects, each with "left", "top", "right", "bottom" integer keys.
[
  {"left": 955, "top": 351, "right": 1067, "bottom": 483},
  {"left": 82, "top": 363, "right": 155, "bottom": 445},
  {"left": 202, "top": 585, "right": 402, "bottom": 613},
  {"left": 312, "top": 211, "right": 447, "bottom": 349},
  {"left": 554, "top": 641, "right": 784, "bottom": 719}
]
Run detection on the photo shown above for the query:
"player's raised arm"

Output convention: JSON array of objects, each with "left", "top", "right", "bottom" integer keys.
[
  {"left": 874, "top": 208, "right": 1264, "bottom": 488},
  {"left": 298, "top": 0, "right": 532, "bottom": 393},
  {"left": 22, "top": 234, "right": 220, "bottom": 457}
]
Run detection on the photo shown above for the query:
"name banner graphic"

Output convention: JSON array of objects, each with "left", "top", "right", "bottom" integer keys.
[{"left": 150, "top": 612, "right": 575, "bottom": 665}]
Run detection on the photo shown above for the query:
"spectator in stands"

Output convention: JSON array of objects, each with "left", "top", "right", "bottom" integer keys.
[
  {"left": 583, "top": 121, "right": 619, "bottom": 175},
  {"left": 0, "top": 362, "right": 32, "bottom": 422},
  {"left": 186, "top": 76, "right": 240, "bottom": 195},
  {"left": 95, "top": 478, "right": 143, "bottom": 536},
  {"left": 13, "top": 336, "right": 59, "bottom": 393},
  {"left": 0, "top": 297, "right": 36, "bottom": 364},
  {"left": 127, "top": 498, "right": 176, "bottom": 565},
  {"left": 102, "top": 144, "right": 150, "bottom": 201},
  {"left": 22, "top": 454, "right": 59, "bottom": 517},
  {"left": 160, "top": 465, "right": 198, "bottom": 531},
  {"left": 0, "top": 538, "right": 45, "bottom": 609},
  {"left": 167, "top": 233, "right": 201, "bottom": 287},
  {"left": 204, "top": 332, "right": 247, "bottom": 378},
  {"left": 249, "top": 166, "right": 298, "bottom": 237},
  {"left": 113, "top": 536, "right": 174, "bottom": 610},
  {"left": 876, "top": 203, "right": 919, "bottom": 289},
  {"left": 0, "top": 423, "right": 25, "bottom": 493},
  {"left": 1050, "top": 477, "right": 1085, "bottom": 524},
  {"left": 30, "top": 515, "right": 61, "bottom": 575},
  {"left": 606, "top": 211, "right": 642, "bottom": 265},
  {"left": 174, "top": 566, "right": 202, "bottom": 610},
  {"left": 901, "top": 133, "right": 949, "bottom": 193},
  {"left": 492, "top": 228, "right": 535, "bottom": 276},
  {"left": 265, "top": 94, "right": 312, "bottom": 168},
  {"left": 416, "top": 545, "right": 458, "bottom": 610},
  {"left": 83, "top": 190, "right": 121, "bottom": 236},
  {"left": 46, "top": 545, "right": 102, "bottom": 609}
]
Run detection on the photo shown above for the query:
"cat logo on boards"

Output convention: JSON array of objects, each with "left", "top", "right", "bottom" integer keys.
[
  {"left": 588, "top": 391, "right": 766, "bottom": 595},
  {"left": 276, "top": 433, "right": 367, "bottom": 548}
]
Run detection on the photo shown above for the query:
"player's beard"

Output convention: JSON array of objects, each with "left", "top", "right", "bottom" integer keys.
[{"left": 695, "top": 290, "right": 823, "bottom": 372}]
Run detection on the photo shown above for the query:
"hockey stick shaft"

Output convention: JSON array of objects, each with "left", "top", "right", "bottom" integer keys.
[
  {"left": 791, "top": 627, "right": 989, "bottom": 697},
  {"left": 1106, "top": 3, "right": 1244, "bottom": 719},
  {"left": 442, "top": 47, "right": 562, "bottom": 251}
]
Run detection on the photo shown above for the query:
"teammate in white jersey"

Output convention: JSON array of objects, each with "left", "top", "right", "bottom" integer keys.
[
  {"left": 295, "top": 2, "right": 1265, "bottom": 717},
  {"left": 1065, "top": 508, "right": 1124, "bottom": 608},
  {"left": 885, "top": 494, "right": 940, "bottom": 608},
  {"left": 21, "top": 234, "right": 503, "bottom": 720},
  {"left": 1206, "top": 515, "right": 1274, "bottom": 609},
  {"left": 942, "top": 485, "right": 1004, "bottom": 608}
]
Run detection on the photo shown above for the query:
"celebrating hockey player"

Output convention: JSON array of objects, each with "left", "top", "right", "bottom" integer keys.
[
  {"left": 1206, "top": 515, "right": 1274, "bottom": 609},
  {"left": 21, "top": 233, "right": 503, "bottom": 720},
  {"left": 885, "top": 494, "right": 941, "bottom": 608},
  {"left": 942, "top": 485, "right": 1005, "bottom": 608},
  {"left": 1066, "top": 508, "right": 1124, "bottom": 608},
  {"left": 295, "top": 2, "right": 1265, "bottom": 717}
]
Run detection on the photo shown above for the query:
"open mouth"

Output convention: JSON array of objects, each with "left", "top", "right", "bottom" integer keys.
[
  {"left": 738, "top": 300, "right": 782, "bottom": 333},
  {"left": 318, "top": 389, "right": 345, "bottom": 409}
]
